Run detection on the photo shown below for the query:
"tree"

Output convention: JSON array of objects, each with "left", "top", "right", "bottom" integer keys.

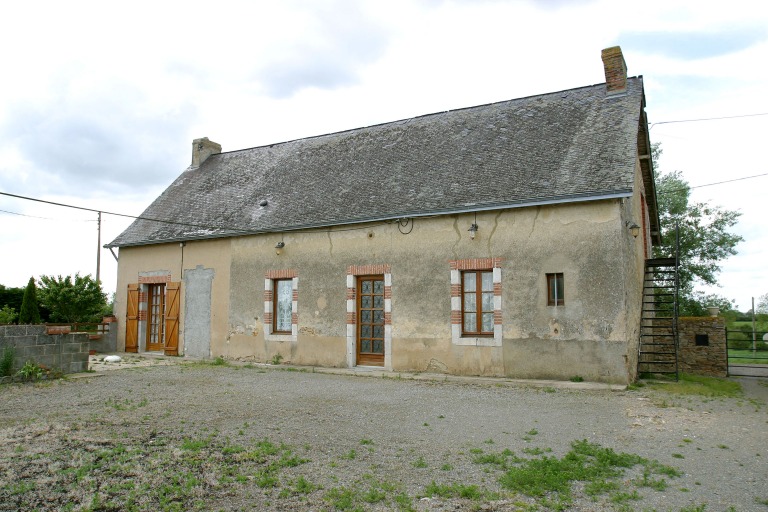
[
  {"left": 652, "top": 144, "right": 743, "bottom": 315},
  {"left": 19, "top": 277, "right": 41, "bottom": 324},
  {"left": 0, "top": 284, "right": 24, "bottom": 312},
  {"left": 757, "top": 293, "right": 768, "bottom": 314},
  {"left": 37, "top": 273, "right": 107, "bottom": 323}
]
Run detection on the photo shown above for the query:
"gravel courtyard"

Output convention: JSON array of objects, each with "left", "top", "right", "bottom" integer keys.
[{"left": 1, "top": 359, "right": 766, "bottom": 511}]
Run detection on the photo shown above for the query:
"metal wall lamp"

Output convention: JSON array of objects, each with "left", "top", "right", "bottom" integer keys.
[
  {"left": 468, "top": 223, "right": 478, "bottom": 240},
  {"left": 626, "top": 221, "right": 641, "bottom": 238},
  {"left": 275, "top": 241, "right": 285, "bottom": 255}
]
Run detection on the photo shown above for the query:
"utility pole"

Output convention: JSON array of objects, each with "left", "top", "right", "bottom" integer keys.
[
  {"left": 752, "top": 296, "right": 757, "bottom": 351},
  {"left": 96, "top": 211, "right": 101, "bottom": 283}
]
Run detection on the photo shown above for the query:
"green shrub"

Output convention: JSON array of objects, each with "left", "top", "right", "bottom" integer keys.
[
  {"left": 17, "top": 360, "right": 43, "bottom": 380},
  {"left": 0, "top": 305, "right": 17, "bottom": 325},
  {"left": 1, "top": 346, "right": 15, "bottom": 377}
]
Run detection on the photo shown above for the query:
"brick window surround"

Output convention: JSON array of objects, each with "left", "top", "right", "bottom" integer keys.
[
  {"left": 264, "top": 269, "right": 298, "bottom": 341},
  {"left": 346, "top": 264, "right": 392, "bottom": 369},
  {"left": 450, "top": 258, "right": 502, "bottom": 347}
]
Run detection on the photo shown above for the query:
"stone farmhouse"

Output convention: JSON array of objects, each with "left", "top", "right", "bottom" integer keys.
[{"left": 106, "top": 46, "right": 659, "bottom": 384}]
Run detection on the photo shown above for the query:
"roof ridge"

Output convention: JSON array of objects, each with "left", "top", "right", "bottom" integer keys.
[{"left": 213, "top": 77, "right": 643, "bottom": 156}]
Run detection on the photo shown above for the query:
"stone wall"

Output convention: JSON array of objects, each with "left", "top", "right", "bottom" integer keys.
[
  {"left": 678, "top": 317, "right": 727, "bottom": 377},
  {"left": 0, "top": 325, "right": 90, "bottom": 374}
]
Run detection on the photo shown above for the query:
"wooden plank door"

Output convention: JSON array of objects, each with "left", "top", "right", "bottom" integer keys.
[
  {"left": 146, "top": 284, "right": 165, "bottom": 352},
  {"left": 357, "top": 275, "right": 385, "bottom": 366},
  {"left": 125, "top": 284, "right": 139, "bottom": 353},
  {"left": 164, "top": 282, "right": 180, "bottom": 356}
]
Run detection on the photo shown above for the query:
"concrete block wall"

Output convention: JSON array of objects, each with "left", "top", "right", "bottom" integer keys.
[
  {"left": 678, "top": 317, "right": 727, "bottom": 377},
  {"left": 0, "top": 325, "right": 90, "bottom": 374}
]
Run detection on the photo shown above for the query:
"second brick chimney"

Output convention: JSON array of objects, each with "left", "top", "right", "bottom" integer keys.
[
  {"left": 191, "top": 137, "right": 222, "bottom": 168},
  {"left": 601, "top": 46, "right": 627, "bottom": 95}
]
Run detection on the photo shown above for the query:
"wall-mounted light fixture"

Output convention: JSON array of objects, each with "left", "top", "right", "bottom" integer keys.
[
  {"left": 626, "top": 221, "right": 641, "bottom": 238},
  {"left": 275, "top": 241, "right": 285, "bottom": 255},
  {"left": 468, "top": 212, "right": 479, "bottom": 240}
]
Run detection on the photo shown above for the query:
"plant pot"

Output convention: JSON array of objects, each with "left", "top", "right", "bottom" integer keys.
[
  {"left": 46, "top": 326, "right": 71, "bottom": 335},
  {"left": 706, "top": 307, "right": 720, "bottom": 317}
]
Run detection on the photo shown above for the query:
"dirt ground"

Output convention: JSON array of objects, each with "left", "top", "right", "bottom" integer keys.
[{"left": 1, "top": 356, "right": 767, "bottom": 511}]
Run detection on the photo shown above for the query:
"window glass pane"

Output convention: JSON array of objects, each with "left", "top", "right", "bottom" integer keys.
[
  {"left": 361, "top": 325, "right": 371, "bottom": 337},
  {"left": 276, "top": 280, "right": 292, "bottom": 331},
  {"left": 373, "top": 339, "right": 383, "bottom": 354},
  {"left": 361, "top": 310, "right": 372, "bottom": 324},
  {"left": 373, "top": 325, "right": 383, "bottom": 338},
  {"left": 373, "top": 280, "right": 383, "bottom": 294},
  {"left": 373, "top": 295, "right": 383, "bottom": 309},
  {"left": 362, "top": 295, "right": 372, "bottom": 308},
  {"left": 481, "top": 271, "right": 493, "bottom": 292},
  {"left": 482, "top": 313, "right": 494, "bottom": 333},
  {"left": 464, "top": 313, "right": 476, "bottom": 333},
  {"left": 463, "top": 272, "right": 476, "bottom": 292},
  {"left": 362, "top": 280, "right": 372, "bottom": 294},
  {"left": 361, "top": 339, "right": 371, "bottom": 353},
  {"left": 556, "top": 275, "right": 564, "bottom": 303},
  {"left": 373, "top": 310, "right": 384, "bottom": 324},
  {"left": 464, "top": 292, "right": 476, "bottom": 312},
  {"left": 482, "top": 292, "right": 494, "bottom": 313}
]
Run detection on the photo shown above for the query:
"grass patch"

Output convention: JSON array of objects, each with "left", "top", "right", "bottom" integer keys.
[
  {"left": 645, "top": 373, "right": 742, "bottom": 398},
  {"left": 424, "top": 481, "right": 485, "bottom": 500},
  {"left": 498, "top": 440, "right": 679, "bottom": 505}
]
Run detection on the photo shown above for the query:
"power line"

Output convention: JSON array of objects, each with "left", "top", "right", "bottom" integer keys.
[
  {"left": 0, "top": 190, "right": 395, "bottom": 236},
  {"left": 650, "top": 112, "right": 768, "bottom": 129},
  {"left": 0, "top": 190, "right": 253, "bottom": 234},
  {"left": 657, "top": 172, "right": 768, "bottom": 196},
  {"left": 0, "top": 208, "right": 96, "bottom": 221}
]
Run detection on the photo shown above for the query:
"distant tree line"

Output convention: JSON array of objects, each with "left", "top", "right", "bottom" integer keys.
[{"left": 0, "top": 274, "right": 109, "bottom": 325}]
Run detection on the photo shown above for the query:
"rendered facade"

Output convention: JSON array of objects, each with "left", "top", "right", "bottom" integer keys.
[{"left": 107, "top": 46, "right": 659, "bottom": 384}]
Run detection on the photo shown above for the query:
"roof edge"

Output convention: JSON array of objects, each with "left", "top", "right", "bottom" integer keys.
[{"left": 105, "top": 190, "right": 632, "bottom": 249}]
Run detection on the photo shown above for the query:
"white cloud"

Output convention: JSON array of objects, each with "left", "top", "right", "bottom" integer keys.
[{"left": 0, "top": 0, "right": 766, "bottom": 309}]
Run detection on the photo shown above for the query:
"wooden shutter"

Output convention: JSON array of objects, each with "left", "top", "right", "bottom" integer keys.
[
  {"left": 164, "top": 282, "right": 180, "bottom": 356},
  {"left": 125, "top": 284, "right": 139, "bottom": 353}
]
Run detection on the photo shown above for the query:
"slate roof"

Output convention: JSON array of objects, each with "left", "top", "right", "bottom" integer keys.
[{"left": 108, "top": 77, "right": 654, "bottom": 248}]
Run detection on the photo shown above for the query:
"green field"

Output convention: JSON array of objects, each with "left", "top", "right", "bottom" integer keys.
[{"left": 728, "top": 349, "right": 768, "bottom": 365}]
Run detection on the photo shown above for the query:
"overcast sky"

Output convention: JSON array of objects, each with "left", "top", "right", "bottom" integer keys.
[{"left": 1, "top": 0, "right": 766, "bottom": 310}]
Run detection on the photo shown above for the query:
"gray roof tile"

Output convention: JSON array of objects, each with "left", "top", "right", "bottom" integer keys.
[{"left": 108, "top": 78, "right": 647, "bottom": 247}]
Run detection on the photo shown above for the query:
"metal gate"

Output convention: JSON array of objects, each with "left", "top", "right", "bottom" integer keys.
[{"left": 726, "top": 329, "right": 768, "bottom": 377}]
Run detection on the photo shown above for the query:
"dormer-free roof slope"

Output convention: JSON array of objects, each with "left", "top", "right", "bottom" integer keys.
[{"left": 108, "top": 77, "right": 653, "bottom": 248}]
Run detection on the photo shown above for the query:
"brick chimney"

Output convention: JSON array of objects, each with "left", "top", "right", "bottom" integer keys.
[
  {"left": 601, "top": 46, "right": 627, "bottom": 95},
  {"left": 191, "top": 137, "right": 222, "bottom": 168}
]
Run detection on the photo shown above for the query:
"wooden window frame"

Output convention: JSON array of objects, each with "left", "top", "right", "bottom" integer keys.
[
  {"left": 547, "top": 273, "right": 564, "bottom": 306},
  {"left": 272, "top": 278, "right": 293, "bottom": 335},
  {"left": 146, "top": 283, "right": 166, "bottom": 349},
  {"left": 461, "top": 270, "right": 494, "bottom": 337}
]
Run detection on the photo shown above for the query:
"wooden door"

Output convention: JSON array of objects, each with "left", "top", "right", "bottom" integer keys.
[
  {"left": 357, "top": 275, "right": 385, "bottom": 366},
  {"left": 125, "top": 284, "right": 139, "bottom": 353},
  {"left": 164, "top": 282, "right": 180, "bottom": 356},
  {"left": 146, "top": 284, "right": 165, "bottom": 352}
]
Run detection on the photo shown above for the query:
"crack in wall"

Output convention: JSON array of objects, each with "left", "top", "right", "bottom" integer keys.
[
  {"left": 451, "top": 216, "right": 461, "bottom": 259},
  {"left": 487, "top": 210, "right": 502, "bottom": 251},
  {"left": 528, "top": 207, "right": 540, "bottom": 239},
  {"left": 327, "top": 230, "right": 334, "bottom": 257}
]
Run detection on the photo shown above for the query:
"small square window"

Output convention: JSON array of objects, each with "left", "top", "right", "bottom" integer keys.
[
  {"left": 695, "top": 334, "right": 709, "bottom": 346},
  {"left": 547, "top": 273, "right": 564, "bottom": 306}
]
